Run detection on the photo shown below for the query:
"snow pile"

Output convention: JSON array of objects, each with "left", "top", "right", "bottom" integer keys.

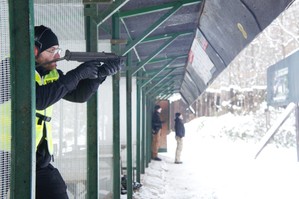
[
  {"left": 133, "top": 111, "right": 299, "bottom": 199},
  {"left": 133, "top": 162, "right": 168, "bottom": 199}
]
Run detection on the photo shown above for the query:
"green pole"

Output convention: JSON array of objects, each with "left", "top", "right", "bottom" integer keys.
[
  {"left": 85, "top": 4, "right": 99, "bottom": 199},
  {"left": 9, "top": 0, "right": 36, "bottom": 198},
  {"left": 136, "top": 71, "right": 141, "bottom": 181},
  {"left": 145, "top": 95, "right": 151, "bottom": 166},
  {"left": 126, "top": 52, "right": 133, "bottom": 198},
  {"left": 112, "top": 12, "right": 121, "bottom": 199},
  {"left": 141, "top": 73, "right": 147, "bottom": 171}
]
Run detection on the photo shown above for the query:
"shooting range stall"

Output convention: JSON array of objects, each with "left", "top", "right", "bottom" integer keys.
[{"left": 0, "top": 0, "right": 294, "bottom": 199}]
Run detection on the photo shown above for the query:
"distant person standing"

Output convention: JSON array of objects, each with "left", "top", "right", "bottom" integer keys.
[
  {"left": 151, "top": 105, "right": 163, "bottom": 161},
  {"left": 174, "top": 113, "right": 185, "bottom": 164}
]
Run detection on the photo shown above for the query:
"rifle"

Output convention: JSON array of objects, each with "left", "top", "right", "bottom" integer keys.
[{"left": 36, "top": 49, "right": 125, "bottom": 67}]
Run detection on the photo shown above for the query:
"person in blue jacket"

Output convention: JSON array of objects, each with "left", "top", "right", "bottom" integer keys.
[{"left": 174, "top": 112, "right": 185, "bottom": 164}]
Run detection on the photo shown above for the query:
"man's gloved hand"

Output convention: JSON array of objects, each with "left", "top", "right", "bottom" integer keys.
[
  {"left": 75, "top": 60, "right": 100, "bottom": 79},
  {"left": 97, "top": 58, "right": 124, "bottom": 77},
  {"left": 60, "top": 60, "right": 102, "bottom": 92}
]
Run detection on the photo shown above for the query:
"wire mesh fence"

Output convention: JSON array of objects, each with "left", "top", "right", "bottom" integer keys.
[{"left": 0, "top": 1, "right": 11, "bottom": 199}]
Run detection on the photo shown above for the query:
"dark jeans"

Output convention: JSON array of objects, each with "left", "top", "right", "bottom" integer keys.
[
  {"left": 1, "top": 150, "right": 68, "bottom": 199},
  {"left": 36, "top": 164, "right": 69, "bottom": 199}
]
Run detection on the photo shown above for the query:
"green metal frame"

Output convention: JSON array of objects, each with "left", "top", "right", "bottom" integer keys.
[
  {"left": 121, "top": 2, "right": 183, "bottom": 56},
  {"left": 117, "top": 1, "right": 201, "bottom": 184},
  {"left": 142, "top": 87, "right": 148, "bottom": 167},
  {"left": 149, "top": 83, "right": 175, "bottom": 99},
  {"left": 9, "top": 1, "right": 36, "bottom": 198},
  {"left": 140, "top": 72, "right": 146, "bottom": 173},
  {"left": 112, "top": 12, "right": 121, "bottom": 199},
  {"left": 136, "top": 71, "right": 142, "bottom": 181},
  {"left": 118, "top": 0, "right": 201, "bottom": 19},
  {"left": 126, "top": 51, "right": 133, "bottom": 198},
  {"left": 94, "top": 0, "right": 130, "bottom": 25},
  {"left": 6, "top": 1, "right": 202, "bottom": 198},
  {"left": 140, "top": 56, "right": 187, "bottom": 88},
  {"left": 132, "top": 35, "right": 191, "bottom": 75},
  {"left": 146, "top": 97, "right": 152, "bottom": 164},
  {"left": 85, "top": 4, "right": 99, "bottom": 199},
  {"left": 119, "top": 1, "right": 202, "bottom": 171},
  {"left": 145, "top": 69, "right": 177, "bottom": 95}
]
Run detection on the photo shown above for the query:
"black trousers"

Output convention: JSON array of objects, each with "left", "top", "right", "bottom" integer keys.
[{"left": 36, "top": 164, "right": 69, "bottom": 199}]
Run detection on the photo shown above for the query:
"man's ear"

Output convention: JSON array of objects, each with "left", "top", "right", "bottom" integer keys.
[{"left": 34, "top": 46, "right": 39, "bottom": 56}]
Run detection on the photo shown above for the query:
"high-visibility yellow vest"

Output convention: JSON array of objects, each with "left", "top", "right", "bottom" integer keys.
[
  {"left": 35, "top": 69, "right": 59, "bottom": 155},
  {"left": 0, "top": 100, "right": 11, "bottom": 152}
]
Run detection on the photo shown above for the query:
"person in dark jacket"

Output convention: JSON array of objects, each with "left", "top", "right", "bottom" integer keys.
[
  {"left": 34, "top": 25, "right": 122, "bottom": 199},
  {"left": 174, "top": 112, "right": 185, "bottom": 164},
  {"left": 151, "top": 105, "right": 163, "bottom": 161}
]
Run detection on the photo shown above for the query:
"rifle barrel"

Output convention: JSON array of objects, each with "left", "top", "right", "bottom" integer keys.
[
  {"left": 64, "top": 50, "right": 122, "bottom": 62},
  {"left": 36, "top": 50, "right": 125, "bottom": 67}
]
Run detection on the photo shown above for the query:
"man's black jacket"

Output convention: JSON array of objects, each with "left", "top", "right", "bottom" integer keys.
[
  {"left": 152, "top": 111, "right": 162, "bottom": 133},
  {"left": 36, "top": 66, "right": 105, "bottom": 110}
]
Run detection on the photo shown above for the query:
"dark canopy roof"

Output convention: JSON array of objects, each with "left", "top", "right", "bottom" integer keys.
[{"left": 95, "top": 0, "right": 292, "bottom": 105}]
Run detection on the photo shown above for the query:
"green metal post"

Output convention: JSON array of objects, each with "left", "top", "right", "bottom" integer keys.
[
  {"left": 9, "top": 1, "right": 36, "bottom": 198},
  {"left": 126, "top": 52, "right": 133, "bottom": 198},
  {"left": 85, "top": 4, "right": 99, "bottom": 199},
  {"left": 112, "top": 12, "right": 121, "bottom": 199},
  {"left": 141, "top": 73, "right": 147, "bottom": 169},
  {"left": 146, "top": 98, "right": 152, "bottom": 164},
  {"left": 136, "top": 71, "right": 141, "bottom": 181}
]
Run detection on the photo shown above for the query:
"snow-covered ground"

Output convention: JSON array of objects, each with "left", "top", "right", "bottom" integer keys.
[{"left": 132, "top": 114, "right": 299, "bottom": 199}]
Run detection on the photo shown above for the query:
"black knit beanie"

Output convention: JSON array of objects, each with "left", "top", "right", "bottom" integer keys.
[{"left": 34, "top": 25, "right": 59, "bottom": 54}]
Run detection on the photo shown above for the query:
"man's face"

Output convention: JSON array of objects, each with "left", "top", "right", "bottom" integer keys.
[
  {"left": 35, "top": 45, "right": 61, "bottom": 71},
  {"left": 157, "top": 108, "right": 162, "bottom": 113}
]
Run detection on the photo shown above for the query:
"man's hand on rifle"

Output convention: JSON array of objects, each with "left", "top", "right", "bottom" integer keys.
[
  {"left": 60, "top": 60, "right": 100, "bottom": 91},
  {"left": 68, "top": 57, "right": 124, "bottom": 82},
  {"left": 76, "top": 60, "right": 100, "bottom": 79},
  {"left": 98, "top": 58, "right": 124, "bottom": 77}
]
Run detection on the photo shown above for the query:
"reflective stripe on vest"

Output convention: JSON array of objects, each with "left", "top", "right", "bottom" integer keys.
[
  {"left": 35, "top": 69, "right": 59, "bottom": 155},
  {"left": 0, "top": 101, "right": 11, "bottom": 152}
]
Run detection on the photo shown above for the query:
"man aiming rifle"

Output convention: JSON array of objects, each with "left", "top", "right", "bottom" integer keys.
[
  {"left": 36, "top": 50, "right": 126, "bottom": 77},
  {"left": 34, "top": 25, "right": 123, "bottom": 199}
]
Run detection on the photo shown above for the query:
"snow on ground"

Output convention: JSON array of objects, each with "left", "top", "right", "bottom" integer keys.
[{"left": 132, "top": 114, "right": 299, "bottom": 199}]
